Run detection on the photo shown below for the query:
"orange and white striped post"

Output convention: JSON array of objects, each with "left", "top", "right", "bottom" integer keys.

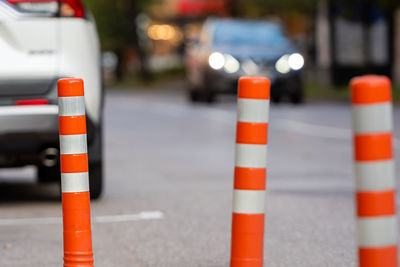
[
  {"left": 58, "top": 78, "right": 94, "bottom": 267},
  {"left": 230, "top": 76, "right": 270, "bottom": 267},
  {"left": 351, "top": 75, "right": 398, "bottom": 267}
]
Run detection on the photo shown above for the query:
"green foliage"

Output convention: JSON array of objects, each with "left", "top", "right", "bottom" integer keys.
[
  {"left": 250, "top": 0, "right": 400, "bottom": 16},
  {"left": 253, "top": 0, "right": 316, "bottom": 13},
  {"left": 84, "top": 0, "right": 153, "bottom": 51}
]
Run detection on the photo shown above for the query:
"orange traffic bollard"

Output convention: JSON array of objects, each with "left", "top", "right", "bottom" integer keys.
[
  {"left": 58, "top": 78, "right": 94, "bottom": 267},
  {"left": 230, "top": 76, "right": 270, "bottom": 267},
  {"left": 351, "top": 75, "right": 398, "bottom": 267}
]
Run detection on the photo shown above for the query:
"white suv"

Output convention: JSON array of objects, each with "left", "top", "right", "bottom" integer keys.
[{"left": 0, "top": 0, "right": 103, "bottom": 198}]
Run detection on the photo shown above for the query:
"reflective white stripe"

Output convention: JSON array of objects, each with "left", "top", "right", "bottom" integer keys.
[
  {"left": 61, "top": 172, "right": 89, "bottom": 193},
  {"left": 352, "top": 103, "right": 392, "bottom": 134},
  {"left": 59, "top": 134, "right": 87, "bottom": 155},
  {"left": 357, "top": 216, "right": 397, "bottom": 247},
  {"left": 233, "top": 190, "right": 265, "bottom": 214},
  {"left": 58, "top": 96, "right": 85, "bottom": 116},
  {"left": 237, "top": 99, "right": 269, "bottom": 123},
  {"left": 355, "top": 160, "right": 395, "bottom": 191},
  {"left": 235, "top": 144, "right": 267, "bottom": 168}
]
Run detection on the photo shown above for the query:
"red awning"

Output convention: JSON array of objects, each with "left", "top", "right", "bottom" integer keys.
[{"left": 177, "top": 0, "right": 225, "bottom": 16}]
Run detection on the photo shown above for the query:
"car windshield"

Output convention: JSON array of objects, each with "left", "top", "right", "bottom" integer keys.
[{"left": 212, "top": 20, "right": 287, "bottom": 47}]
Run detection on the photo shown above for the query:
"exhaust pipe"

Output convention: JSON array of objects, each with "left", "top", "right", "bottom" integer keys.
[{"left": 41, "top": 147, "right": 59, "bottom": 167}]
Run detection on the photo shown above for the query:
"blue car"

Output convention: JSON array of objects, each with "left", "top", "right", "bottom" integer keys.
[{"left": 185, "top": 18, "right": 305, "bottom": 103}]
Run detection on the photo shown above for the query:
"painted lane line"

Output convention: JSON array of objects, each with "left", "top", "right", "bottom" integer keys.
[
  {"left": 0, "top": 211, "right": 164, "bottom": 226},
  {"left": 273, "top": 118, "right": 350, "bottom": 140},
  {"left": 273, "top": 118, "right": 400, "bottom": 150},
  {"left": 95, "top": 211, "right": 164, "bottom": 223}
]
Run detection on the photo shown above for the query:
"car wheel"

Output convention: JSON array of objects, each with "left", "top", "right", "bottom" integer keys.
[
  {"left": 88, "top": 124, "right": 103, "bottom": 199},
  {"left": 89, "top": 161, "right": 102, "bottom": 199},
  {"left": 188, "top": 88, "right": 216, "bottom": 103},
  {"left": 204, "top": 90, "right": 216, "bottom": 103},
  {"left": 189, "top": 89, "right": 201, "bottom": 102},
  {"left": 271, "top": 93, "right": 281, "bottom": 104},
  {"left": 38, "top": 164, "right": 60, "bottom": 183},
  {"left": 290, "top": 87, "right": 303, "bottom": 104}
]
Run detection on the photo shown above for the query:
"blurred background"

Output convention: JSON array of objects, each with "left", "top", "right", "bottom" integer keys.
[
  {"left": 89, "top": 0, "right": 400, "bottom": 101},
  {"left": 2, "top": 0, "right": 400, "bottom": 266}
]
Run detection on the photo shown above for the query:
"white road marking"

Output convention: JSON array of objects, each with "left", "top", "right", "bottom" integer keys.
[
  {"left": 95, "top": 211, "right": 164, "bottom": 223},
  {"left": 273, "top": 118, "right": 400, "bottom": 150},
  {"left": 273, "top": 118, "right": 350, "bottom": 140},
  {"left": 0, "top": 211, "right": 164, "bottom": 226}
]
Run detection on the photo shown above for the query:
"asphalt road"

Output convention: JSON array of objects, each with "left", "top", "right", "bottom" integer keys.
[{"left": 0, "top": 81, "right": 399, "bottom": 266}]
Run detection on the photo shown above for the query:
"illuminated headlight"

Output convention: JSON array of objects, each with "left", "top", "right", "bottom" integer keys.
[
  {"left": 209, "top": 52, "right": 240, "bottom": 73},
  {"left": 275, "top": 55, "right": 290, "bottom": 74},
  {"left": 275, "top": 53, "right": 304, "bottom": 74},
  {"left": 223, "top": 54, "right": 240, "bottom": 73},
  {"left": 288, "top": 53, "right": 304, "bottom": 71},
  {"left": 209, "top": 52, "right": 225, "bottom": 70}
]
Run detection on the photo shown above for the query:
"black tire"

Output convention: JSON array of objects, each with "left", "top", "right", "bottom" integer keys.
[
  {"left": 89, "top": 161, "right": 102, "bottom": 199},
  {"left": 203, "top": 90, "right": 216, "bottom": 103},
  {"left": 290, "top": 88, "right": 303, "bottom": 104},
  {"left": 189, "top": 89, "right": 201, "bottom": 102},
  {"left": 271, "top": 94, "right": 281, "bottom": 104},
  {"left": 37, "top": 165, "right": 60, "bottom": 183},
  {"left": 188, "top": 88, "right": 215, "bottom": 103},
  {"left": 87, "top": 122, "right": 103, "bottom": 199}
]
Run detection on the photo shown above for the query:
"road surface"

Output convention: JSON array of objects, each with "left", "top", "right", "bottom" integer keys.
[{"left": 0, "top": 81, "right": 399, "bottom": 266}]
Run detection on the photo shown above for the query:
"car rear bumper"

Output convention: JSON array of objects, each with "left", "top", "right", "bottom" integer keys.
[
  {"left": 0, "top": 105, "right": 58, "bottom": 136},
  {"left": 0, "top": 105, "right": 59, "bottom": 166}
]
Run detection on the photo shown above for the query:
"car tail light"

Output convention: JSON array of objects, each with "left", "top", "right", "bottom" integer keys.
[
  {"left": 6, "top": 0, "right": 85, "bottom": 18},
  {"left": 15, "top": 99, "right": 49, "bottom": 105},
  {"left": 59, "top": 0, "right": 85, "bottom": 18}
]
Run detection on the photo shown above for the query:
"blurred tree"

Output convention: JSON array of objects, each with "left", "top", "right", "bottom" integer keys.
[
  {"left": 231, "top": 0, "right": 400, "bottom": 17},
  {"left": 85, "top": 0, "right": 153, "bottom": 80},
  {"left": 230, "top": 0, "right": 316, "bottom": 17}
]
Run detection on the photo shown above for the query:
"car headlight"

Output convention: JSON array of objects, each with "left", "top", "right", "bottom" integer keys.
[
  {"left": 275, "top": 53, "right": 304, "bottom": 74},
  {"left": 209, "top": 52, "right": 225, "bottom": 70},
  {"left": 288, "top": 53, "right": 304, "bottom": 71},
  {"left": 223, "top": 54, "right": 240, "bottom": 73},
  {"left": 275, "top": 55, "right": 291, "bottom": 74},
  {"left": 209, "top": 52, "right": 240, "bottom": 73}
]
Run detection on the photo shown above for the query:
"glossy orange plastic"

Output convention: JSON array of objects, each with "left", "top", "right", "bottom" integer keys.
[
  {"left": 354, "top": 133, "right": 392, "bottom": 161},
  {"left": 59, "top": 116, "right": 87, "bottom": 135},
  {"left": 62, "top": 192, "right": 94, "bottom": 266},
  {"left": 359, "top": 246, "right": 398, "bottom": 267},
  {"left": 231, "top": 213, "right": 264, "bottom": 267},
  {"left": 58, "top": 78, "right": 93, "bottom": 267},
  {"left": 357, "top": 190, "right": 396, "bottom": 217},
  {"left": 351, "top": 75, "right": 391, "bottom": 104},
  {"left": 60, "top": 154, "right": 88, "bottom": 173},
  {"left": 236, "top": 122, "right": 268, "bottom": 145},
  {"left": 58, "top": 78, "right": 85, "bottom": 97},
  {"left": 234, "top": 167, "right": 266, "bottom": 190},
  {"left": 238, "top": 76, "right": 270, "bottom": 100}
]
